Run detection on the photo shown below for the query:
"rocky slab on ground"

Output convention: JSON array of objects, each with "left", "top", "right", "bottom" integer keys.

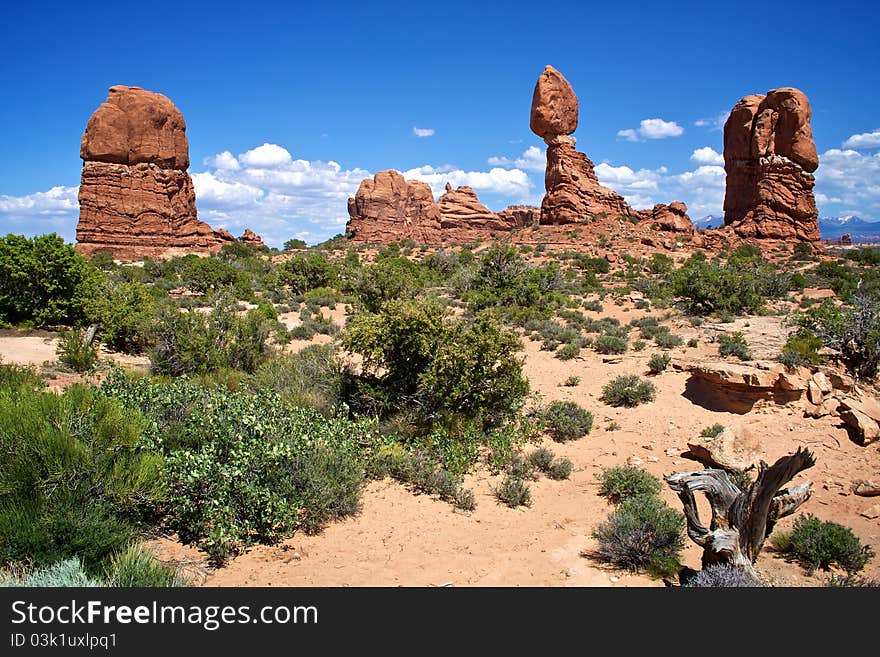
[
  {"left": 687, "top": 425, "right": 762, "bottom": 472},
  {"left": 76, "top": 85, "right": 235, "bottom": 259},
  {"left": 722, "top": 87, "right": 820, "bottom": 242}
]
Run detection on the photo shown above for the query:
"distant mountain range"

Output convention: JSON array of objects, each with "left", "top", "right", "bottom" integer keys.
[{"left": 691, "top": 214, "right": 880, "bottom": 242}]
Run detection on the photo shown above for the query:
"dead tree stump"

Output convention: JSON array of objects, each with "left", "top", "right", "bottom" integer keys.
[{"left": 665, "top": 447, "right": 815, "bottom": 579}]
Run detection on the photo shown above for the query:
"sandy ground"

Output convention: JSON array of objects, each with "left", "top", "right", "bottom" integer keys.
[{"left": 4, "top": 304, "right": 878, "bottom": 587}]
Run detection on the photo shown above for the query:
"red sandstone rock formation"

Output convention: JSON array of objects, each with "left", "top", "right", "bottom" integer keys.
[
  {"left": 346, "top": 175, "right": 534, "bottom": 244},
  {"left": 240, "top": 228, "right": 266, "bottom": 248},
  {"left": 76, "top": 85, "right": 235, "bottom": 259},
  {"left": 722, "top": 87, "right": 820, "bottom": 242},
  {"left": 638, "top": 201, "right": 695, "bottom": 234}
]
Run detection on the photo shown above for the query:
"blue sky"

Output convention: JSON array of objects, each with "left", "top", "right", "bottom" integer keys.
[{"left": 1, "top": 0, "right": 878, "bottom": 246}]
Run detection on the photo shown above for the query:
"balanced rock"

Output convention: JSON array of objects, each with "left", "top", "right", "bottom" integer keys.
[
  {"left": 76, "top": 85, "right": 234, "bottom": 259},
  {"left": 530, "top": 65, "right": 578, "bottom": 139},
  {"left": 722, "top": 88, "right": 820, "bottom": 242}
]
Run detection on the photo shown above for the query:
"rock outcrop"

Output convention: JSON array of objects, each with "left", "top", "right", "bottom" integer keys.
[
  {"left": 76, "top": 85, "right": 234, "bottom": 259},
  {"left": 722, "top": 88, "right": 820, "bottom": 241},
  {"left": 239, "top": 228, "right": 266, "bottom": 248},
  {"left": 531, "top": 65, "right": 694, "bottom": 233},
  {"left": 687, "top": 425, "right": 762, "bottom": 472},
  {"left": 346, "top": 173, "right": 535, "bottom": 244}
]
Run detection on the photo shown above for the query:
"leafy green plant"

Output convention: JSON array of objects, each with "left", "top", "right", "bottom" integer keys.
[
  {"left": 543, "top": 400, "right": 593, "bottom": 441},
  {"left": 700, "top": 423, "right": 725, "bottom": 438},
  {"left": 648, "top": 353, "right": 671, "bottom": 374},
  {"left": 547, "top": 458, "right": 573, "bottom": 480},
  {"left": 561, "top": 375, "right": 580, "bottom": 387},
  {"left": 595, "top": 334, "right": 628, "bottom": 355},
  {"left": 601, "top": 375, "right": 656, "bottom": 407},
  {"left": 598, "top": 466, "right": 662, "bottom": 505},
  {"left": 106, "top": 543, "right": 189, "bottom": 587},
  {"left": 56, "top": 328, "right": 99, "bottom": 373},
  {"left": 527, "top": 447, "right": 555, "bottom": 473},
  {"left": 786, "top": 514, "right": 874, "bottom": 574}
]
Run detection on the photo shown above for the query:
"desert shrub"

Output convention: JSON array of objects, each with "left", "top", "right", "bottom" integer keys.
[
  {"left": 283, "top": 238, "right": 308, "bottom": 251},
  {"left": 527, "top": 447, "right": 555, "bottom": 473},
  {"left": 454, "top": 488, "right": 476, "bottom": 511},
  {"left": 276, "top": 253, "right": 338, "bottom": 294},
  {"left": 342, "top": 298, "right": 528, "bottom": 423},
  {"left": 101, "top": 371, "right": 375, "bottom": 562},
  {"left": 0, "top": 383, "right": 163, "bottom": 573},
  {"left": 149, "top": 294, "right": 272, "bottom": 376},
  {"left": 649, "top": 253, "right": 675, "bottom": 275},
  {"left": 648, "top": 353, "right": 671, "bottom": 374},
  {"left": 56, "top": 328, "right": 100, "bottom": 373},
  {"left": 105, "top": 543, "right": 188, "bottom": 587},
  {"left": 494, "top": 476, "right": 532, "bottom": 508},
  {"left": 786, "top": 514, "right": 874, "bottom": 574},
  {"left": 594, "top": 334, "right": 628, "bottom": 354},
  {"left": 591, "top": 495, "right": 685, "bottom": 575},
  {"left": 0, "top": 558, "right": 101, "bottom": 587},
  {"left": 718, "top": 332, "right": 751, "bottom": 360},
  {"left": 687, "top": 337, "right": 699, "bottom": 348},
  {"left": 601, "top": 374, "right": 656, "bottom": 407},
  {"left": 0, "top": 233, "right": 104, "bottom": 327},
  {"left": 555, "top": 342, "right": 581, "bottom": 360},
  {"left": 654, "top": 332, "right": 684, "bottom": 349},
  {"left": 0, "top": 361, "right": 44, "bottom": 391},
  {"left": 561, "top": 375, "right": 580, "bottom": 387},
  {"left": 543, "top": 400, "right": 593, "bottom": 441},
  {"left": 547, "top": 458, "right": 573, "bottom": 480},
  {"left": 793, "top": 296, "right": 880, "bottom": 379},
  {"left": 180, "top": 255, "right": 250, "bottom": 297},
  {"left": 246, "top": 344, "right": 342, "bottom": 413},
  {"left": 583, "top": 300, "right": 604, "bottom": 312},
  {"left": 778, "top": 329, "right": 823, "bottom": 367},
  {"left": 507, "top": 453, "right": 539, "bottom": 480},
  {"left": 88, "top": 280, "right": 157, "bottom": 353},
  {"left": 633, "top": 340, "right": 646, "bottom": 351},
  {"left": 351, "top": 257, "right": 429, "bottom": 312},
  {"left": 598, "top": 466, "right": 662, "bottom": 505},
  {"left": 700, "top": 423, "right": 725, "bottom": 438},
  {"left": 685, "top": 564, "right": 763, "bottom": 587},
  {"left": 825, "top": 573, "right": 880, "bottom": 587},
  {"left": 669, "top": 251, "right": 789, "bottom": 315},
  {"left": 576, "top": 256, "right": 611, "bottom": 274}
]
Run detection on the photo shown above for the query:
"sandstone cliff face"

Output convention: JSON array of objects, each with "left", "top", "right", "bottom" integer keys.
[
  {"left": 638, "top": 201, "right": 695, "bottom": 234},
  {"left": 76, "top": 85, "right": 235, "bottom": 259},
  {"left": 722, "top": 87, "right": 820, "bottom": 241},
  {"left": 240, "top": 228, "right": 266, "bottom": 248}
]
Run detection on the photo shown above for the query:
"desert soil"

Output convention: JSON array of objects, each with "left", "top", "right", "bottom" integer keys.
[{"left": 3, "top": 301, "right": 878, "bottom": 588}]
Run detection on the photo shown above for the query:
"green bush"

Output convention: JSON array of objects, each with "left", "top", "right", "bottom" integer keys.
[
  {"left": 648, "top": 353, "right": 671, "bottom": 374},
  {"left": 149, "top": 294, "right": 272, "bottom": 376},
  {"left": 0, "top": 383, "right": 164, "bottom": 573},
  {"left": 591, "top": 495, "right": 685, "bottom": 575},
  {"left": 594, "top": 334, "right": 628, "bottom": 355},
  {"left": 718, "top": 332, "right": 751, "bottom": 360},
  {"left": 561, "top": 375, "right": 580, "bottom": 387},
  {"left": 543, "top": 400, "right": 593, "bottom": 441},
  {"left": 0, "top": 361, "right": 44, "bottom": 391},
  {"left": 278, "top": 253, "right": 338, "bottom": 294},
  {"left": 494, "top": 476, "right": 532, "bottom": 508},
  {"left": 88, "top": 281, "right": 157, "bottom": 354},
  {"left": 106, "top": 543, "right": 188, "bottom": 587},
  {"left": 787, "top": 514, "right": 874, "bottom": 574},
  {"left": 700, "top": 423, "right": 725, "bottom": 438},
  {"left": 101, "top": 370, "right": 375, "bottom": 562},
  {"left": 598, "top": 466, "right": 662, "bottom": 504},
  {"left": 779, "top": 329, "right": 823, "bottom": 367},
  {"left": 601, "top": 375, "right": 656, "bottom": 407},
  {"left": 555, "top": 343, "right": 581, "bottom": 360},
  {"left": 56, "top": 328, "right": 99, "bottom": 373},
  {"left": 342, "top": 298, "right": 528, "bottom": 423},
  {"left": 547, "top": 458, "right": 573, "bottom": 480},
  {"left": 654, "top": 332, "right": 683, "bottom": 349},
  {"left": 246, "top": 344, "right": 342, "bottom": 413},
  {"left": 0, "top": 233, "right": 104, "bottom": 327},
  {"left": 527, "top": 447, "right": 555, "bottom": 473}
]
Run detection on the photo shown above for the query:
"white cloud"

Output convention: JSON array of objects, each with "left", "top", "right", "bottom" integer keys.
[
  {"left": 814, "top": 148, "right": 880, "bottom": 219},
  {"left": 238, "top": 143, "right": 292, "bottom": 168},
  {"left": 204, "top": 150, "right": 240, "bottom": 170},
  {"left": 841, "top": 129, "right": 880, "bottom": 150},
  {"left": 690, "top": 146, "right": 724, "bottom": 166},
  {"left": 487, "top": 145, "right": 546, "bottom": 172},
  {"left": 413, "top": 127, "right": 435, "bottom": 138},
  {"left": 694, "top": 113, "right": 727, "bottom": 131},
  {"left": 618, "top": 118, "right": 684, "bottom": 142},
  {"left": 0, "top": 185, "right": 80, "bottom": 241},
  {"left": 402, "top": 165, "right": 531, "bottom": 198}
]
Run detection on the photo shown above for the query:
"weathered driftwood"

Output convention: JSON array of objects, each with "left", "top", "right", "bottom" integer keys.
[
  {"left": 83, "top": 323, "right": 100, "bottom": 346},
  {"left": 665, "top": 448, "right": 815, "bottom": 577}
]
